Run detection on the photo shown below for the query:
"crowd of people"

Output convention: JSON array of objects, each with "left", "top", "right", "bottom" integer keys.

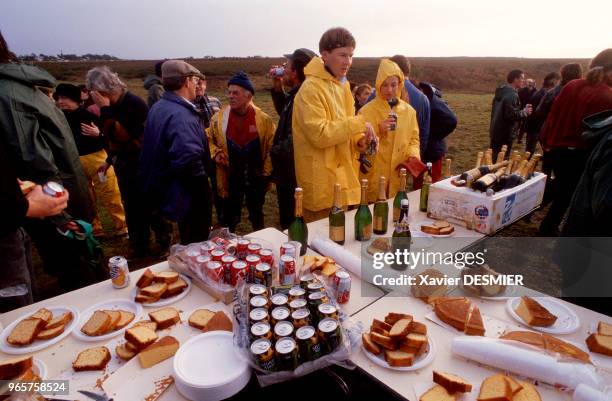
[{"left": 1, "top": 26, "right": 611, "bottom": 311}]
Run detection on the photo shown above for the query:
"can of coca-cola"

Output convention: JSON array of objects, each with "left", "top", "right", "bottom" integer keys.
[
  {"left": 231, "top": 260, "right": 248, "bottom": 286},
  {"left": 221, "top": 255, "right": 236, "bottom": 284},
  {"left": 236, "top": 239, "right": 251, "bottom": 259},
  {"left": 211, "top": 237, "right": 230, "bottom": 249},
  {"left": 245, "top": 254, "right": 261, "bottom": 283},
  {"left": 206, "top": 261, "right": 224, "bottom": 283},
  {"left": 186, "top": 246, "right": 201, "bottom": 265},
  {"left": 280, "top": 242, "right": 297, "bottom": 259},
  {"left": 333, "top": 270, "right": 351, "bottom": 304},
  {"left": 247, "top": 243, "right": 262, "bottom": 256},
  {"left": 43, "top": 181, "right": 65, "bottom": 198},
  {"left": 199, "top": 241, "right": 216, "bottom": 255},
  {"left": 194, "top": 254, "right": 211, "bottom": 278},
  {"left": 210, "top": 249, "right": 226, "bottom": 262},
  {"left": 280, "top": 255, "right": 297, "bottom": 286},
  {"left": 258, "top": 249, "right": 274, "bottom": 266}
]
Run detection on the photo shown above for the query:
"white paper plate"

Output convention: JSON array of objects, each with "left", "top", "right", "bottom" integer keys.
[
  {"left": 415, "top": 220, "right": 456, "bottom": 237},
  {"left": 361, "top": 336, "right": 436, "bottom": 371},
  {"left": 505, "top": 297, "right": 580, "bottom": 334},
  {"left": 0, "top": 306, "right": 79, "bottom": 355},
  {"left": 130, "top": 274, "right": 192, "bottom": 308},
  {"left": 72, "top": 299, "right": 142, "bottom": 342},
  {"left": 33, "top": 358, "right": 47, "bottom": 380}
]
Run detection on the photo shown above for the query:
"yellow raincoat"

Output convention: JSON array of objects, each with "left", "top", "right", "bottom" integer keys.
[
  {"left": 207, "top": 104, "right": 276, "bottom": 197},
  {"left": 292, "top": 57, "right": 367, "bottom": 213},
  {"left": 358, "top": 59, "right": 420, "bottom": 202}
]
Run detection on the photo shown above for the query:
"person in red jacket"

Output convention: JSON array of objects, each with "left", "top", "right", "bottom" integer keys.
[{"left": 538, "top": 48, "right": 612, "bottom": 235}]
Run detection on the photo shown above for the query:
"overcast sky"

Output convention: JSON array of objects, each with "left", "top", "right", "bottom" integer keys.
[{"left": 1, "top": 0, "right": 610, "bottom": 59}]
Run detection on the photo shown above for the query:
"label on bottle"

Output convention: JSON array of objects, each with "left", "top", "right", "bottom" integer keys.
[
  {"left": 374, "top": 216, "right": 384, "bottom": 231},
  {"left": 330, "top": 225, "right": 345, "bottom": 242},
  {"left": 393, "top": 208, "right": 400, "bottom": 222},
  {"left": 361, "top": 224, "right": 372, "bottom": 240}
]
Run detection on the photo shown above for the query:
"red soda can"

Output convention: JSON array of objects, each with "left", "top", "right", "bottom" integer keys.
[
  {"left": 199, "top": 241, "right": 216, "bottom": 255},
  {"left": 236, "top": 239, "right": 251, "bottom": 259},
  {"left": 333, "top": 270, "right": 351, "bottom": 304},
  {"left": 247, "top": 243, "right": 262, "bottom": 256},
  {"left": 280, "top": 255, "right": 297, "bottom": 286},
  {"left": 43, "top": 181, "right": 65, "bottom": 198},
  {"left": 206, "top": 261, "right": 224, "bottom": 283},
  {"left": 231, "top": 260, "right": 248, "bottom": 286},
  {"left": 221, "top": 255, "right": 236, "bottom": 284},
  {"left": 194, "top": 254, "right": 211, "bottom": 278},
  {"left": 258, "top": 249, "right": 274, "bottom": 266},
  {"left": 211, "top": 237, "right": 230, "bottom": 249},
  {"left": 245, "top": 254, "right": 261, "bottom": 283},
  {"left": 186, "top": 247, "right": 201, "bottom": 265},
  {"left": 280, "top": 242, "right": 297, "bottom": 258},
  {"left": 210, "top": 249, "right": 226, "bottom": 262}
]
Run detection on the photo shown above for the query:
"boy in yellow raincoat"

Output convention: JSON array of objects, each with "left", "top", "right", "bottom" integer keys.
[{"left": 358, "top": 59, "right": 420, "bottom": 202}]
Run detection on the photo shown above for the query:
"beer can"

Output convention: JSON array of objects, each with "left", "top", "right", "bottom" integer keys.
[
  {"left": 199, "top": 241, "right": 216, "bottom": 255},
  {"left": 247, "top": 243, "right": 262, "bottom": 256},
  {"left": 245, "top": 254, "right": 261, "bottom": 283},
  {"left": 248, "top": 283, "right": 268, "bottom": 299},
  {"left": 275, "top": 337, "right": 299, "bottom": 371},
  {"left": 299, "top": 273, "right": 317, "bottom": 289},
  {"left": 231, "top": 260, "right": 248, "bottom": 286},
  {"left": 249, "top": 307, "right": 270, "bottom": 325},
  {"left": 306, "top": 281, "right": 325, "bottom": 294},
  {"left": 271, "top": 306, "right": 291, "bottom": 326},
  {"left": 333, "top": 270, "right": 351, "bottom": 304},
  {"left": 270, "top": 293, "right": 288, "bottom": 309},
  {"left": 250, "top": 322, "right": 273, "bottom": 342},
  {"left": 221, "top": 255, "right": 236, "bottom": 284},
  {"left": 317, "top": 303, "right": 339, "bottom": 321},
  {"left": 42, "top": 181, "right": 65, "bottom": 197},
  {"left": 307, "top": 291, "right": 329, "bottom": 316},
  {"left": 279, "top": 255, "right": 297, "bottom": 285},
  {"left": 206, "top": 261, "right": 224, "bottom": 283},
  {"left": 288, "top": 286, "right": 306, "bottom": 302},
  {"left": 280, "top": 242, "right": 297, "bottom": 258},
  {"left": 210, "top": 249, "right": 226, "bottom": 262},
  {"left": 108, "top": 256, "right": 130, "bottom": 289},
  {"left": 291, "top": 308, "right": 312, "bottom": 329},
  {"left": 318, "top": 318, "right": 342, "bottom": 354},
  {"left": 258, "top": 248, "right": 274, "bottom": 266},
  {"left": 273, "top": 320, "right": 294, "bottom": 340},
  {"left": 296, "top": 325, "right": 322, "bottom": 362},
  {"left": 251, "top": 338, "right": 276, "bottom": 371},
  {"left": 254, "top": 263, "right": 273, "bottom": 287},
  {"left": 236, "top": 239, "right": 251, "bottom": 259},
  {"left": 289, "top": 298, "right": 308, "bottom": 312},
  {"left": 250, "top": 295, "right": 270, "bottom": 311}
]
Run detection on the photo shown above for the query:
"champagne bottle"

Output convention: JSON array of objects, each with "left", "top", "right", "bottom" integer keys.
[
  {"left": 472, "top": 167, "right": 507, "bottom": 192},
  {"left": 503, "top": 160, "right": 529, "bottom": 189},
  {"left": 475, "top": 151, "right": 484, "bottom": 168},
  {"left": 419, "top": 162, "right": 432, "bottom": 212},
  {"left": 354, "top": 179, "right": 373, "bottom": 241},
  {"left": 393, "top": 168, "right": 408, "bottom": 222},
  {"left": 288, "top": 187, "right": 308, "bottom": 256},
  {"left": 528, "top": 153, "right": 542, "bottom": 178},
  {"left": 392, "top": 199, "right": 411, "bottom": 271},
  {"left": 328, "top": 183, "right": 345, "bottom": 245},
  {"left": 457, "top": 160, "right": 509, "bottom": 187},
  {"left": 443, "top": 158, "right": 452, "bottom": 179},
  {"left": 496, "top": 144, "right": 508, "bottom": 163},
  {"left": 373, "top": 176, "right": 389, "bottom": 235},
  {"left": 521, "top": 151, "right": 532, "bottom": 164},
  {"left": 484, "top": 148, "right": 493, "bottom": 165}
]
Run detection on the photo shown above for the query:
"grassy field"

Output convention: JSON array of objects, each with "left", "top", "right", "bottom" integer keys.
[{"left": 32, "top": 57, "right": 563, "bottom": 299}]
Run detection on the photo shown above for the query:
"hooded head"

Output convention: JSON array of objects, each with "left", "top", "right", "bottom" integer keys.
[{"left": 375, "top": 59, "right": 405, "bottom": 103}]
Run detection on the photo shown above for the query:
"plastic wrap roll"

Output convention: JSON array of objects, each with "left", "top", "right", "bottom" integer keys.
[
  {"left": 311, "top": 236, "right": 362, "bottom": 279},
  {"left": 573, "top": 384, "right": 612, "bottom": 401}
]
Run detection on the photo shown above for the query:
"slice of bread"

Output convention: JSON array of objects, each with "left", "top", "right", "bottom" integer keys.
[
  {"left": 384, "top": 350, "right": 414, "bottom": 367},
  {"left": 30, "top": 308, "right": 53, "bottom": 324},
  {"left": 140, "top": 282, "right": 168, "bottom": 298},
  {"left": 597, "top": 322, "right": 612, "bottom": 336},
  {"left": 389, "top": 318, "right": 413, "bottom": 339},
  {"left": 13, "top": 367, "right": 39, "bottom": 382},
  {"left": 433, "top": 371, "right": 473, "bottom": 393},
  {"left": 321, "top": 262, "right": 338, "bottom": 277},
  {"left": 102, "top": 310, "right": 122, "bottom": 332},
  {"left": 81, "top": 310, "right": 112, "bottom": 336},
  {"left": 409, "top": 321, "right": 428, "bottom": 335},
  {"left": 465, "top": 304, "right": 485, "bottom": 336},
  {"left": 149, "top": 307, "right": 180, "bottom": 330},
  {"left": 515, "top": 297, "right": 557, "bottom": 327},
  {"left": 370, "top": 332, "right": 396, "bottom": 350},
  {"left": 115, "top": 343, "right": 137, "bottom": 361},
  {"left": 203, "top": 311, "right": 232, "bottom": 332},
  {"left": 385, "top": 313, "right": 413, "bottom": 326},
  {"left": 154, "top": 271, "right": 179, "bottom": 284},
  {"left": 133, "top": 320, "right": 158, "bottom": 332},
  {"left": 504, "top": 376, "right": 523, "bottom": 395},
  {"left": 125, "top": 341, "right": 138, "bottom": 352},
  {"left": 586, "top": 333, "right": 612, "bottom": 356},
  {"left": 136, "top": 268, "right": 155, "bottom": 288},
  {"left": 161, "top": 278, "right": 188, "bottom": 298},
  {"left": 188, "top": 309, "right": 219, "bottom": 331},
  {"left": 7, "top": 318, "right": 47, "bottom": 346},
  {"left": 72, "top": 346, "right": 111, "bottom": 371},
  {"left": 543, "top": 334, "right": 591, "bottom": 363},
  {"left": 114, "top": 310, "right": 135, "bottom": 329},
  {"left": 438, "top": 226, "right": 454, "bottom": 235},
  {"left": 477, "top": 374, "right": 512, "bottom": 401},
  {"left": 371, "top": 326, "right": 390, "bottom": 337},
  {"left": 0, "top": 356, "right": 33, "bottom": 380},
  {"left": 36, "top": 324, "right": 65, "bottom": 340},
  {"left": 398, "top": 340, "right": 428, "bottom": 357},
  {"left": 138, "top": 336, "right": 179, "bottom": 368},
  {"left": 513, "top": 381, "right": 541, "bottom": 401},
  {"left": 372, "top": 318, "right": 392, "bottom": 332},
  {"left": 404, "top": 333, "right": 428, "bottom": 348},
  {"left": 45, "top": 311, "right": 73, "bottom": 330},
  {"left": 124, "top": 326, "right": 158, "bottom": 350},
  {"left": 420, "top": 385, "right": 456, "bottom": 401},
  {"left": 362, "top": 333, "right": 381, "bottom": 355},
  {"left": 499, "top": 331, "right": 545, "bottom": 348},
  {"left": 411, "top": 269, "right": 449, "bottom": 303},
  {"left": 135, "top": 293, "right": 160, "bottom": 304},
  {"left": 434, "top": 297, "right": 470, "bottom": 332}
]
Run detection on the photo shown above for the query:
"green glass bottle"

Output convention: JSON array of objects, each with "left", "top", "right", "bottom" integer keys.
[
  {"left": 328, "top": 183, "right": 345, "bottom": 245},
  {"left": 392, "top": 199, "right": 411, "bottom": 270},
  {"left": 393, "top": 168, "right": 408, "bottom": 223},
  {"left": 419, "top": 162, "right": 432, "bottom": 212},
  {"left": 354, "top": 179, "right": 372, "bottom": 242},
  {"left": 288, "top": 187, "right": 308, "bottom": 256},
  {"left": 373, "top": 176, "right": 388, "bottom": 235}
]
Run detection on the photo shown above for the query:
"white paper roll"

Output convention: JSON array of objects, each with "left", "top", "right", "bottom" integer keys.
[
  {"left": 573, "top": 384, "right": 612, "bottom": 401},
  {"left": 311, "top": 236, "right": 362, "bottom": 279},
  {"left": 451, "top": 336, "right": 604, "bottom": 390}
]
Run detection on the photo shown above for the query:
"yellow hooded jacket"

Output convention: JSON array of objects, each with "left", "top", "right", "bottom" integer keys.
[
  {"left": 358, "top": 59, "right": 420, "bottom": 202},
  {"left": 207, "top": 103, "right": 276, "bottom": 197},
  {"left": 292, "top": 57, "right": 367, "bottom": 212}
]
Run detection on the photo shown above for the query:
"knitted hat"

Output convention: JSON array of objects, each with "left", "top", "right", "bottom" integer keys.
[
  {"left": 228, "top": 71, "right": 255, "bottom": 95},
  {"left": 53, "top": 83, "right": 81, "bottom": 103}
]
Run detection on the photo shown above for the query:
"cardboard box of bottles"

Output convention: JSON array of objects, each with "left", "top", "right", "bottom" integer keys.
[{"left": 426, "top": 172, "right": 546, "bottom": 235}]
